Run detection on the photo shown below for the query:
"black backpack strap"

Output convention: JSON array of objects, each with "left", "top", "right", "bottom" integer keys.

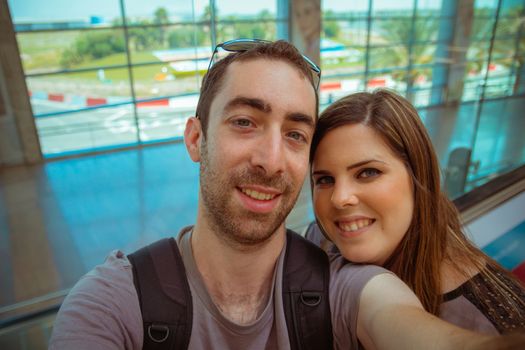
[
  {"left": 128, "top": 237, "right": 193, "bottom": 350},
  {"left": 283, "top": 230, "right": 333, "bottom": 350}
]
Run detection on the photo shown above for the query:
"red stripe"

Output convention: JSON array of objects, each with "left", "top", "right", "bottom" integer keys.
[
  {"left": 320, "top": 82, "right": 342, "bottom": 91},
  {"left": 48, "top": 94, "right": 64, "bottom": 102},
  {"left": 137, "top": 99, "right": 169, "bottom": 107},
  {"left": 86, "top": 97, "right": 107, "bottom": 106}
]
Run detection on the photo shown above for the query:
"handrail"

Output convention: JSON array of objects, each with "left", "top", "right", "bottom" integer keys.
[{"left": 455, "top": 164, "right": 525, "bottom": 224}]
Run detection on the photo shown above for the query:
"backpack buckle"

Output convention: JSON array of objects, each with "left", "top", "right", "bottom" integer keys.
[
  {"left": 147, "top": 324, "right": 170, "bottom": 343},
  {"left": 300, "top": 291, "right": 322, "bottom": 307}
]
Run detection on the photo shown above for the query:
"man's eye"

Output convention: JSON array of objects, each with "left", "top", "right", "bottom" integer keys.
[
  {"left": 232, "top": 119, "right": 253, "bottom": 127},
  {"left": 314, "top": 176, "right": 334, "bottom": 186},
  {"left": 288, "top": 131, "right": 307, "bottom": 143},
  {"left": 358, "top": 168, "right": 381, "bottom": 179}
]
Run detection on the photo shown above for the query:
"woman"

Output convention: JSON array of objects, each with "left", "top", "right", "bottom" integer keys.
[{"left": 309, "top": 89, "right": 525, "bottom": 334}]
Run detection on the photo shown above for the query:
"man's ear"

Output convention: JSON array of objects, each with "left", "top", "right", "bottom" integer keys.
[{"left": 184, "top": 117, "right": 202, "bottom": 162}]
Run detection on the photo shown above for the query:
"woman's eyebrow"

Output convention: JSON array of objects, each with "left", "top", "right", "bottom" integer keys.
[{"left": 312, "top": 159, "right": 387, "bottom": 176}]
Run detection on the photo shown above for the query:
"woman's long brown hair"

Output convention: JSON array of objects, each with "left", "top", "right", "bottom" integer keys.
[{"left": 311, "top": 89, "right": 525, "bottom": 316}]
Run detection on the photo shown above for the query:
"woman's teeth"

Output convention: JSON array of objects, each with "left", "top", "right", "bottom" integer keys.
[{"left": 339, "top": 219, "right": 373, "bottom": 232}]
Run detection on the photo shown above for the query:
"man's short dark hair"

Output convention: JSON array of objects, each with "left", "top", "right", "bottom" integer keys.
[{"left": 195, "top": 40, "right": 319, "bottom": 137}]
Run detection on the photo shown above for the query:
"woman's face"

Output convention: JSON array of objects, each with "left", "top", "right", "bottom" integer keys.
[{"left": 312, "top": 123, "right": 414, "bottom": 265}]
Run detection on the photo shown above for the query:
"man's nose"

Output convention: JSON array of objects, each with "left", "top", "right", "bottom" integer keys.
[{"left": 251, "top": 129, "right": 285, "bottom": 176}]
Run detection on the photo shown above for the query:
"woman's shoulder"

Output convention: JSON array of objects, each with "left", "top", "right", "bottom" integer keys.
[
  {"left": 442, "top": 264, "right": 525, "bottom": 333},
  {"left": 329, "top": 253, "right": 392, "bottom": 289}
]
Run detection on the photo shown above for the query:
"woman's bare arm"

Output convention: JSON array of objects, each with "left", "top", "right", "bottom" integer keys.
[{"left": 357, "top": 273, "right": 525, "bottom": 350}]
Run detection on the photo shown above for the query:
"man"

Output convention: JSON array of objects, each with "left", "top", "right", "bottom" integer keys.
[{"left": 49, "top": 39, "right": 523, "bottom": 349}]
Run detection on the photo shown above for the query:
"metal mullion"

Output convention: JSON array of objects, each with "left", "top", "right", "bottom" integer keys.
[
  {"left": 25, "top": 64, "right": 130, "bottom": 78},
  {"left": 509, "top": 6, "right": 525, "bottom": 94},
  {"left": 364, "top": 0, "right": 373, "bottom": 90},
  {"left": 406, "top": 0, "right": 418, "bottom": 100},
  {"left": 119, "top": 0, "right": 141, "bottom": 145},
  {"left": 25, "top": 56, "right": 210, "bottom": 79},
  {"left": 210, "top": 0, "right": 217, "bottom": 49},
  {"left": 468, "top": 0, "right": 504, "bottom": 182},
  {"left": 15, "top": 20, "right": 206, "bottom": 34}
]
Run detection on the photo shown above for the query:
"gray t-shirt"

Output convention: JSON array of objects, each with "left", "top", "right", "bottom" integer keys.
[{"left": 49, "top": 232, "right": 387, "bottom": 349}]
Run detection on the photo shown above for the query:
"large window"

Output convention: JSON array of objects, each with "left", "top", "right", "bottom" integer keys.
[
  {"left": 8, "top": 0, "right": 283, "bottom": 157},
  {"left": 320, "top": 0, "right": 525, "bottom": 108},
  {"left": 463, "top": 0, "right": 525, "bottom": 100},
  {"left": 320, "top": 0, "right": 525, "bottom": 197},
  {"left": 320, "top": 0, "right": 447, "bottom": 107}
]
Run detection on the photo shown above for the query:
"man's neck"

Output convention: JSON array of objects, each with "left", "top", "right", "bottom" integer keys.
[{"left": 191, "top": 220, "right": 286, "bottom": 325}]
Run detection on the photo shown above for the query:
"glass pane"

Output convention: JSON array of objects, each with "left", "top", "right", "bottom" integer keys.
[
  {"left": 124, "top": 0, "right": 200, "bottom": 25},
  {"left": 501, "top": 0, "right": 525, "bottom": 15},
  {"left": 414, "top": 18, "right": 440, "bottom": 43},
  {"left": 483, "top": 59, "right": 513, "bottom": 98},
  {"left": 16, "top": 29, "right": 127, "bottom": 75},
  {"left": 472, "top": 4, "right": 496, "bottom": 41},
  {"left": 372, "top": 0, "right": 415, "bottom": 16},
  {"left": 36, "top": 104, "right": 138, "bottom": 156},
  {"left": 319, "top": 75, "right": 365, "bottom": 110},
  {"left": 411, "top": 85, "right": 442, "bottom": 107},
  {"left": 491, "top": 37, "right": 517, "bottom": 65},
  {"left": 132, "top": 63, "right": 202, "bottom": 100},
  {"left": 323, "top": 19, "right": 368, "bottom": 47},
  {"left": 321, "top": 41, "right": 365, "bottom": 75},
  {"left": 137, "top": 94, "right": 198, "bottom": 142},
  {"left": 371, "top": 17, "right": 414, "bottom": 46},
  {"left": 417, "top": 0, "right": 443, "bottom": 11},
  {"left": 474, "top": 0, "right": 498, "bottom": 11},
  {"left": 466, "top": 41, "right": 491, "bottom": 66},
  {"left": 128, "top": 24, "right": 212, "bottom": 67},
  {"left": 463, "top": 75, "right": 485, "bottom": 101},
  {"left": 369, "top": 46, "right": 409, "bottom": 70},
  {"left": 27, "top": 68, "right": 132, "bottom": 116},
  {"left": 468, "top": 98, "right": 525, "bottom": 189},
  {"left": 215, "top": 0, "right": 277, "bottom": 21},
  {"left": 367, "top": 71, "right": 406, "bottom": 92},
  {"left": 16, "top": 31, "right": 80, "bottom": 74},
  {"left": 8, "top": 0, "right": 121, "bottom": 29},
  {"left": 412, "top": 44, "right": 437, "bottom": 66},
  {"left": 216, "top": 21, "right": 277, "bottom": 42},
  {"left": 323, "top": 0, "right": 369, "bottom": 15}
]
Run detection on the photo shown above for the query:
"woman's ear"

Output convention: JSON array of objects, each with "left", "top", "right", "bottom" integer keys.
[{"left": 184, "top": 117, "right": 202, "bottom": 162}]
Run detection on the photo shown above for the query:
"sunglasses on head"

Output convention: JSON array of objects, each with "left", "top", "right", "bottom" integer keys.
[{"left": 207, "top": 38, "right": 321, "bottom": 90}]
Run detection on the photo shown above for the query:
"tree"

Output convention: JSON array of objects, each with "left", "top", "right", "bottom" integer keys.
[
  {"left": 373, "top": 15, "right": 438, "bottom": 84},
  {"left": 154, "top": 7, "right": 170, "bottom": 47},
  {"left": 60, "top": 31, "right": 125, "bottom": 68},
  {"left": 168, "top": 27, "right": 207, "bottom": 47},
  {"left": 323, "top": 11, "right": 341, "bottom": 38}
]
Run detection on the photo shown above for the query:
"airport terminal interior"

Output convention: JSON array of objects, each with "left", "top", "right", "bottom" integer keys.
[{"left": 1, "top": 0, "right": 525, "bottom": 348}]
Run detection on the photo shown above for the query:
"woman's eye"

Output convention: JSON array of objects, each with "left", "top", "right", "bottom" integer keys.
[
  {"left": 314, "top": 176, "right": 334, "bottom": 186},
  {"left": 358, "top": 168, "right": 381, "bottom": 179}
]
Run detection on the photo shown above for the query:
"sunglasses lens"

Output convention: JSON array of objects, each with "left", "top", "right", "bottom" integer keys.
[
  {"left": 210, "top": 39, "right": 321, "bottom": 89},
  {"left": 221, "top": 39, "right": 271, "bottom": 52}
]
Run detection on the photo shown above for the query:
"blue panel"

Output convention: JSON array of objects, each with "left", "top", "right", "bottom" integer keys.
[{"left": 482, "top": 220, "right": 525, "bottom": 270}]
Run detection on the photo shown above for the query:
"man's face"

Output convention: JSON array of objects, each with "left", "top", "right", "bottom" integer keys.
[{"left": 195, "top": 58, "right": 316, "bottom": 247}]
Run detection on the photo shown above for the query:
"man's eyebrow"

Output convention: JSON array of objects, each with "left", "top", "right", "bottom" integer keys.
[
  {"left": 286, "top": 113, "right": 315, "bottom": 129},
  {"left": 312, "top": 159, "right": 386, "bottom": 176},
  {"left": 224, "top": 96, "right": 271, "bottom": 113}
]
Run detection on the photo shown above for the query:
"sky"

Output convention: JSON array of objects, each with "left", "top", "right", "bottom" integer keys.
[
  {"left": 7, "top": 0, "right": 515, "bottom": 23},
  {"left": 8, "top": 0, "right": 442, "bottom": 23}
]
